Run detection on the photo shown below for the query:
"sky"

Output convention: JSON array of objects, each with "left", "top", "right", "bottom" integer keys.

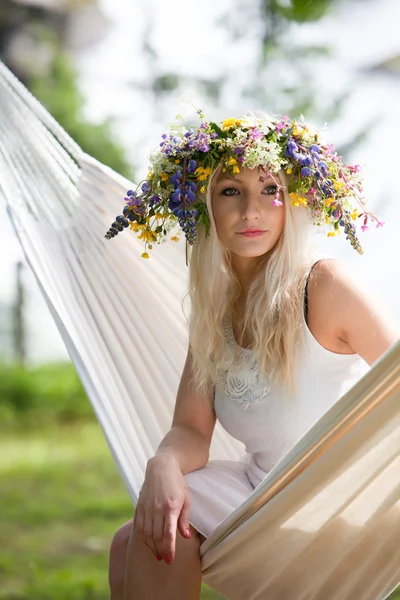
[{"left": 0, "top": 0, "right": 399, "bottom": 362}]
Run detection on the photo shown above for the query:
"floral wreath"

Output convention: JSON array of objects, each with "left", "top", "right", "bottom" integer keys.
[{"left": 105, "top": 109, "right": 383, "bottom": 259}]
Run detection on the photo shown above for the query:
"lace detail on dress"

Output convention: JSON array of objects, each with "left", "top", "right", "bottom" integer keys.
[{"left": 216, "top": 316, "right": 270, "bottom": 409}]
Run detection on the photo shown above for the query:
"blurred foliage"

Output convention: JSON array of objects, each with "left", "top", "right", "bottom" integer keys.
[
  {"left": 0, "top": 6, "right": 132, "bottom": 179},
  {"left": 29, "top": 45, "right": 132, "bottom": 179},
  {"left": 0, "top": 361, "right": 93, "bottom": 429},
  {"left": 265, "top": 0, "right": 336, "bottom": 22}
]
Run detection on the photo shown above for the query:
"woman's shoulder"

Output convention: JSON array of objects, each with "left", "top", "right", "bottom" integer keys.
[
  {"left": 306, "top": 258, "right": 355, "bottom": 355},
  {"left": 307, "top": 258, "right": 400, "bottom": 364}
]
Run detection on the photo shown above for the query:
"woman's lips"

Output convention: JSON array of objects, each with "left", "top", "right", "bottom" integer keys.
[{"left": 238, "top": 230, "right": 267, "bottom": 238}]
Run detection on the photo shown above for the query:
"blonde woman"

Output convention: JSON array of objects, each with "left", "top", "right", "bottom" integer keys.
[{"left": 106, "top": 113, "right": 399, "bottom": 600}]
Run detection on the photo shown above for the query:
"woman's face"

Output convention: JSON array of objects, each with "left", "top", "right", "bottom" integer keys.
[{"left": 211, "top": 166, "right": 285, "bottom": 259}]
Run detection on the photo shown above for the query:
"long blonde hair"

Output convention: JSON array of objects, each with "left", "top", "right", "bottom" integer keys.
[{"left": 186, "top": 166, "right": 319, "bottom": 399}]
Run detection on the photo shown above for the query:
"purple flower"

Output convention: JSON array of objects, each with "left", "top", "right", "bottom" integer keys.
[
  {"left": 170, "top": 170, "right": 182, "bottom": 188},
  {"left": 309, "top": 144, "right": 320, "bottom": 154},
  {"left": 301, "top": 167, "right": 312, "bottom": 177},
  {"left": 126, "top": 189, "right": 135, "bottom": 197},
  {"left": 171, "top": 189, "right": 182, "bottom": 204},
  {"left": 141, "top": 182, "right": 151, "bottom": 193},
  {"left": 184, "top": 190, "right": 196, "bottom": 203},
  {"left": 149, "top": 195, "right": 161, "bottom": 207},
  {"left": 286, "top": 140, "right": 298, "bottom": 157},
  {"left": 299, "top": 155, "right": 312, "bottom": 167},
  {"left": 187, "top": 160, "right": 197, "bottom": 174}
]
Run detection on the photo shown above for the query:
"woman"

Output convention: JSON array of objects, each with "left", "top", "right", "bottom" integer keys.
[{"left": 106, "top": 112, "right": 399, "bottom": 599}]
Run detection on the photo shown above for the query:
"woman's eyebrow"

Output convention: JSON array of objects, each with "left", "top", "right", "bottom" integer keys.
[{"left": 216, "top": 177, "right": 276, "bottom": 185}]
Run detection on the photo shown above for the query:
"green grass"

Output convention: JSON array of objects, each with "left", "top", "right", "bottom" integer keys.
[{"left": 0, "top": 423, "right": 223, "bottom": 599}]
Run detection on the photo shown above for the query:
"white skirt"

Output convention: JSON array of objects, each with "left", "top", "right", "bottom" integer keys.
[{"left": 185, "top": 459, "right": 255, "bottom": 539}]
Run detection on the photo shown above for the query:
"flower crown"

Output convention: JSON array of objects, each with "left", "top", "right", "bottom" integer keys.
[{"left": 105, "top": 109, "right": 383, "bottom": 258}]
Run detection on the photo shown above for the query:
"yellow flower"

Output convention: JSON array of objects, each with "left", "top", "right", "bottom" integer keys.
[
  {"left": 200, "top": 185, "right": 206, "bottom": 194},
  {"left": 175, "top": 159, "right": 180, "bottom": 164},
  {"left": 325, "top": 216, "right": 330, "bottom": 224},
  {"left": 333, "top": 181, "right": 344, "bottom": 192},
  {"left": 141, "top": 252, "right": 150, "bottom": 259},
  {"left": 286, "top": 167, "right": 292, "bottom": 175},
  {"left": 228, "top": 156, "right": 238, "bottom": 166},
  {"left": 221, "top": 118, "right": 243, "bottom": 130},
  {"left": 289, "top": 192, "right": 307, "bottom": 207},
  {"left": 161, "top": 172, "right": 169, "bottom": 181},
  {"left": 129, "top": 222, "right": 140, "bottom": 232},
  {"left": 170, "top": 236, "right": 180, "bottom": 242},
  {"left": 293, "top": 125, "right": 306, "bottom": 137},
  {"left": 350, "top": 208, "right": 359, "bottom": 221},
  {"left": 147, "top": 170, "right": 153, "bottom": 178},
  {"left": 325, "top": 197, "right": 334, "bottom": 207},
  {"left": 138, "top": 229, "right": 157, "bottom": 243},
  {"left": 195, "top": 166, "right": 213, "bottom": 181},
  {"left": 327, "top": 231, "right": 336, "bottom": 238},
  {"left": 155, "top": 212, "right": 164, "bottom": 219}
]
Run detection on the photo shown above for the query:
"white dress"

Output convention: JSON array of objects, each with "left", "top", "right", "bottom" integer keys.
[{"left": 185, "top": 284, "right": 370, "bottom": 539}]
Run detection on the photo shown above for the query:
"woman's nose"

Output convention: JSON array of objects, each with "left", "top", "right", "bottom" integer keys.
[{"left": 240, "top": 195, "right": 262, "bottom": 220}]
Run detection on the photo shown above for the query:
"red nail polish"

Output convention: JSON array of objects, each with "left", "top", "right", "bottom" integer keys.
[
  {"left": 156, "top": 555, "right": 162, "bottom": 561},
  {"left": 165, "top": 554, "right": 172, "bottom": 564}
]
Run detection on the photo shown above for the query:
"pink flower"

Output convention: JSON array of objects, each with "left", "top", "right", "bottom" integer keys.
[
  {"left": 250, "top": 127, "right": 263, "bottom": 140},
  {"left": 361, "top": 225, "right": 369, "bottom": 232},
  {"left": 376, "top": 221, "right": 385, "bottom": 228},
  {"left": 272, "top": 199, "right": 283, "bottom": 207}
]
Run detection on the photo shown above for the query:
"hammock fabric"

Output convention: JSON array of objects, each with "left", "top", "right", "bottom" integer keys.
[{"left": 0, "top": 61, "right": 399, "bottom": 600}]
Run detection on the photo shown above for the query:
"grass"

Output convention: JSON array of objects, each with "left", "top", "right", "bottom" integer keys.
[{"left": 0, "top": 422, "right": 223, "bottom": 600}]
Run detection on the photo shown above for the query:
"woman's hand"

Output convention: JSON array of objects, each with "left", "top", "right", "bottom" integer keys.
[{"left": 133, "top": 455, "right": 192, "bottom": 564}]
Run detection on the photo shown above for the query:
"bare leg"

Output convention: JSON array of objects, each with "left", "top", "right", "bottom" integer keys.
[
  {"left": 109, "top": 519, "right": 206, "bottom": 600},
  {"left": 109, "top": 520, "right": 132, "bottom": 600}
]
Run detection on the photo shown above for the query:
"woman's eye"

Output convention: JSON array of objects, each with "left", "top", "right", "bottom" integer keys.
[
  {"left": 220, "top": 185, "right": 277, "bottom": 196},
  {"left": 221, "top": 187, "right": 239, "bottom": 196},
  {"left": 264, "top": 185, "right": 277, "bottom": 195}
]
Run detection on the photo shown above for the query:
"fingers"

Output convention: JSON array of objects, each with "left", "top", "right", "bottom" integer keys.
[
  {"left": 143, "top": 507, "right": 162, "bottom": 561},
  {"left": 164, "top": 511, "right": 178, "bottom": 563},
  {"left": 152, "top": 513, "right": 166, "bottom": 561},
  {"left": 177, "top": 494, "right": 192, "bottom": 540}
]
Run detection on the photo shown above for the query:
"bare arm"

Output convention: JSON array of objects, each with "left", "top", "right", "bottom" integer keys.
[
  {"left": 149, "top": 346, "right": 216, "bottom": 474},
  {"left": 135, "top": 345, "right": 216, "bottom": 563}
]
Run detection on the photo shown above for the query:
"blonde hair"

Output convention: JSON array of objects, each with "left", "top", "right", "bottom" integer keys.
[{"left": 186, "top": 166, "right": 319, "bottom": 399}]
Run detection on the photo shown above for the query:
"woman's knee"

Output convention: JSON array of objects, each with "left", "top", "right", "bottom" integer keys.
[{"left": 109, "top": 519, "right": 133, "bottom": 592}]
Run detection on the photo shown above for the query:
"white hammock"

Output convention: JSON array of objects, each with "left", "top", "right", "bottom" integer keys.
[{"left": 0, "top": 61, "right": 399, "bottom": 600}]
